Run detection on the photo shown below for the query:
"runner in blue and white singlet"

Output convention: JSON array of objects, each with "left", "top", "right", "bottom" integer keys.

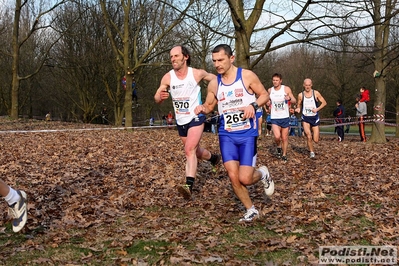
[
  {"left": 217, "top": 68, "right": 258, "bottom": 137},
  {"left": 216, "top": 68, "right": 258, "bottom": 167},
  {"left": 194, "top": 44, "right": 273, "bottom": 222}
]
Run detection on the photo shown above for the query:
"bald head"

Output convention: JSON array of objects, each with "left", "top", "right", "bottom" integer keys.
[
  {"left": 303, "top": 78, "right": 312, "bottom": 86},
  {"left": 303, "top": 78, "right": 313, "bottom": 91}
]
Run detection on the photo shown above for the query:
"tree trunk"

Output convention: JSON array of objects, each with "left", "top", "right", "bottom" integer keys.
[
  {"left": 369, "top": 77, "right": 387, "bottom": 143},
  {"left": 10, "top": 0, "right": 22, "bottom": 120},
  {"left": 235, "top": 32, "right": 250, "bottom": 69},
  {"left": 124, "top": 72, "right": 133, "bottom": 128},
  {"left": 368, "top": 0, "right": 392, "bottom": 143},
  {"left": 396, "top": 96, "right": 399, "bottom": 137},
  {"left": 226, "top": 0, "right": 265, "bottom": 69}
]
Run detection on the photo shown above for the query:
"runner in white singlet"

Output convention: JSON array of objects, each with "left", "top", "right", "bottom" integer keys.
[
  {"left": 154, "top": 45, "right": 221, "bottom": 200},
  {"left": 267, "top": 73, "right": 297, "bottom": 162},
  {"left": 295, "top": 78, "right": 327, "bottom": 159}
]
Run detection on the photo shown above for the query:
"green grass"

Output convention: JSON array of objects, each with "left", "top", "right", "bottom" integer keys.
[
  {"left": 0, "top": 203, "right": 389, "bottom": 266},
  {"left": 319, "top": 124, "right": 397, "bottom": 134},
  {"left": 3, "top": 243, "right": 101, "bottom": 265},
  {"left": 0, "top": 205, "right": 308, "bottom": 265},
  {"left": 1, "top": 194, "right": 390, "bottom": 265},
  {"left": 126, "top": 239, "right": 172, "bottom": 264}
]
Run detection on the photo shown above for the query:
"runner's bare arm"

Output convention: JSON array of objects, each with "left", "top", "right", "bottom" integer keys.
[
  {"left": 154, "top": 74, "right": 171, "bottom": 103},
  {"left": 194, "top": 78, "right": 218, "bottom": 115},
  {"left": 285, "top": 86, "right": 297, "bottom": 105},
  {"left": 314, "top": 90, "right": 327, "bottom": 112},
  {"left": 295, "top": 92, "right": 303, "bottom": 113}
]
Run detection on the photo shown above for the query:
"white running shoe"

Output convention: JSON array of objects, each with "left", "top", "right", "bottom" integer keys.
[
  {"left": 259, "top": 166, "right": 274, "bottom": 196},
  {"left": 310, "top": 152, "right": 315, "bottom": 159},
  {"left": 239, "top": 208, "right": 259, "bottom": 222},
  {"left": 8, "top": 190, "right": 28, "bottom": 233}
]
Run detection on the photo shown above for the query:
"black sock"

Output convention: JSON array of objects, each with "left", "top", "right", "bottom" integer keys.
[
  {"left": 186, "top": 177, "right": 195, "bottom": 192},
  {"left": 209, "top": 154, "right": 218, "bottom": 165}
]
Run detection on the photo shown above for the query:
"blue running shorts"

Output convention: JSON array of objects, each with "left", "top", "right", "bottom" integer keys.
[
  {"left": 219, "top": 135, "right": 257, "bottom": 167},
  {"left": 301, "top": 115, "right": 320, "bottom": 127},
  {"left": 271, "top": 117, "right": 290, "bottom": 128},
  {"left": 177, "top": 116, "right": 206, "bottom": 137}
]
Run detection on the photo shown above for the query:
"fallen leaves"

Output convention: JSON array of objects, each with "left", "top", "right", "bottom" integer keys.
[{"left": 0, "top": 119, "right": 399, "bottom": 264}]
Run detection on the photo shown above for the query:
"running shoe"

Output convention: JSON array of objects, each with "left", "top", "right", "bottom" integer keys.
[
  {"left": 276, "top": 147, "right": 282, "bottom": 158},
  {"left": 282, "top": 155, "right": 288, "bottom": 162},
  {"left": 239, "top": 208, "right": 259, "bottom": 222},
  {"left": 259, "top": 166, "right": 274, "bottom": 196},
  {"left": 177, "top": 185, "right": 192, "bottom": 200},
  {"left": 310, "top": 152, "right": 315, "bottom": 159},
  {"left": 8, "top": 190, "right": 28, "bottom": 233},
  {"left": 211, "top": 154, "right": 221, "bottom": 167}
]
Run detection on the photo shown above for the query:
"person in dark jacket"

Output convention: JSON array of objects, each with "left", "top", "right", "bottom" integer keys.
[{"left": 333, "top": 100, "right": 345, "bottom": 142}]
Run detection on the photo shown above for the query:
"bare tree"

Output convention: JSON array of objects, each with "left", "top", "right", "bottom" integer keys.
[
  {"left": 46, "top": 2, "right": 114, "bottom": 123},
  {"left": 0, "top": 6, "right": 13, "bottom": 114},
  {"left": 225, "top": 0, "right": 316, "bottom": 68},
  {"left": 366, "top": 0, "right": 399, "bottom": 143},
  {"left": 99, "top": 0, "right": 195, "bottom": 128},
  {"left": 7, "top": 0, "right": 68, "bottom": 120},
  {"left": 222, "top": 0, "right": 399, "bottom": 143}
]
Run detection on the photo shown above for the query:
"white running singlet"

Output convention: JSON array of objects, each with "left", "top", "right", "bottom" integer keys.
[
  {"left": 169, "top": 67, "right": 202, "bottom": 125},
  {"left": 269, "top": 85, "right": 289, "bottom": 119},
  {"left": 302, "top": 90, "right": 317, "bottom": 117}
]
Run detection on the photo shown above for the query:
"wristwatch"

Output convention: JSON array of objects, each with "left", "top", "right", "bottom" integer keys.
[{"left": 250, "top": 102, "right": 259, "bottom": 111}]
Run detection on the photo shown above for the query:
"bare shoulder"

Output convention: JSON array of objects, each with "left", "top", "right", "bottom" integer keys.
[
  {"left": 161, "top": 71, "right": 171, "bottom": 84},
  {"left": 241, "top": 68, "right": 261, "bottom": 83},
  {"left": 284, "top": 85, "right": 291, "bottom": 91},
  {"left": 192, "top": 67, "right": 215, "bottom": 82},
  {"left": 158, "top": 72, "right": 171, "bottom": 90},
  {"left": 313, "top": 89, "right": 322, "bottom": 97},
  {"left": 192, "top": 67, "right": 208, "bottom": 77},
  {"left": 284, "top": 85, "right": 293, "bottom": 93},
  {"left": 241, "top": 68, "right": 256, "bottom": 76}
]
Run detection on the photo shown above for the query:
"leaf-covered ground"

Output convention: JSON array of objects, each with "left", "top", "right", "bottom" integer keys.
[{"left": 0, "top": 118, "right": 398, "bottom": 265}]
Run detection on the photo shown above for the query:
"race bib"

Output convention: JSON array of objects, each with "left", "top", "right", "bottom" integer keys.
[
  {"left": 223, "top": 110, "right": 250, "bottom": 132},
  {"left": 173, "top": 99, "right": 190, "bottom": 114},
  {"left": 273, "top": 100, "right": 285, "bottom": 112},
  {"left": 303, "top": 104, "right": 316, "bottom": 116}
]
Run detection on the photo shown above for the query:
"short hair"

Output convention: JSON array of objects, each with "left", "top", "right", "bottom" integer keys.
[
  {"left": 180, "top": 45, "right": 191, "bottom": 66},
  {"left": 212, "top": 44, "right": 233, "bottom": 57},
  {"left": 337, "top": 100, "right": 342, "bottom": 104},
  {"left": 272, "top": 73, "right": 282, "bottom": 79},
  {"left": 360, "top": 86, "right": 366, "bottom": 91}
]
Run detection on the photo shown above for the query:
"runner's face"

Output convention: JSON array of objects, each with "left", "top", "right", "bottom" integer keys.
[
  {"left": 170, "top": 47, "right": 187, "bottom": 70},
  {"left": 212, "top": 50, "right": 233, "bottom": 75},
  {"left": 272, "top": 77, "right": 282, "bottom": 88},
  {"left": 303, "top": 80, "right": 312, "bottom": 91}
]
